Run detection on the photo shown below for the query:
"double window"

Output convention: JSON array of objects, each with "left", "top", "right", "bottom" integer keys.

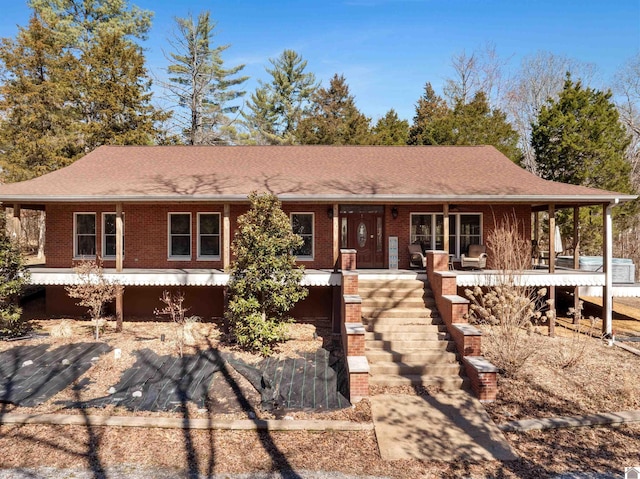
[
  {"left": 168, "top": 212, "right": 221, "bottom": 260},
  {"left": 410, "top": 213, "right": 482, "bottom": 258},
  {"left": 74, "top": 212, "right": 125, "bottom": 259},
  {"left": 291, "top": 213, "right": 314, "bottom": 260}
]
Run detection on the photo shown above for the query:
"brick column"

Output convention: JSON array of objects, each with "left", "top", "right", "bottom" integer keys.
[{"left": 339, "top": 249, "right": 369, "bottom": 401}]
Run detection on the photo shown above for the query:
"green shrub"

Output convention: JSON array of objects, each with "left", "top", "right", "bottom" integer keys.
[
  {"left": 226, "top": 192, "right": 308, "bottom": 355},
  {"left": 0, "top": 226, "right": 30, "bottom": 338}
]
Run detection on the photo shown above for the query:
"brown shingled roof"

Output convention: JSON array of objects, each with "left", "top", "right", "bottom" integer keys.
[{"left": 0, "top": 145, "right": 634, "bottom": 205}]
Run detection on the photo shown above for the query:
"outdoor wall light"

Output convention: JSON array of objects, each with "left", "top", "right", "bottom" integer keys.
[
  {"left": 391, "top": 207, "right": 399, "bottom": 219},
  {"left": 327, "top": 207, "right": 334, "bottom": 219}
]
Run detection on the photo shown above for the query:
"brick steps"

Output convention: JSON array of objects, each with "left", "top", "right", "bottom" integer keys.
[
  {"left": 363, "top": 316, "right": 443, "bottom": 326},
  {"left": 364, "top": 323, "right": 447, "bottom": 333}
]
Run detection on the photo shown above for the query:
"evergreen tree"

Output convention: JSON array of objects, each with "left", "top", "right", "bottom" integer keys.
[
  {"left": 226, "top": 192, "right": 308, "bottom": 355},
  {"left": 532, "top": 75, "right": 635, "bottom": 254},
  {"left": 532, "top": 75, "right": 633, "bottom": 192},
  {"left": 244, "top": 49, "right": 318, "bottom": 145},
  {"left": 408, "top": 82, "right": 450, "bottom": 146},
  {"left": 165, "top": 11, "right": 248, "bottom": 145},
  {"left": 80, "top": 31, "right": 168, "bottom": 150},
  {"left": 0, "top": 213, "right": 30, "bottom": 338},
  {"left": 408, "top": 83, "right": 521, "bottom": 162},
  {"left": 295, "top": 74, "right": 372, "bottom": 145},
  {"left": 0, "top": 0, "right": 165, "bottom": 182},
  {"left": 0, "top": 15, "right": 82, "bottom": 181},
  {"left": 28, "top": 0, "right": 152, "bottom": 51},
  {"left": 372, "top": 109, "right": 409, "bottom": 145}
]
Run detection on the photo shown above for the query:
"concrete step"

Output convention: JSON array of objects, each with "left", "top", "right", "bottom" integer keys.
[
  {"left": 360, "top": 297, "right": 436, "bottom": 309},
  {"left": 358, "top": 287, "right": 433, "bottom": 300},
  {"left": 366, "top": 339, "right": 455, "bottom": 351},
  {"left": 363, "top": 316, "right": 443, "bottom": 326},
  {"left": 362, "top": 307, "right": 439, "bottom": 319},
  {"left": 364, "top": 323, "right": 446, "bottom": 333},
  {"left": 368, "top": 361, "right": 462, "bottom": 376},
  {"left": 364, "top": 331, "right": 449, "bottom": 341},
  {"left": 358, "top": 279, "right": 427, "bottom": 290},
  {"left": 366, "top": 349, "right": 458, "bottom": 364},
  {"left": 368, "top": 374, "right": 467, "bottom": 390}
]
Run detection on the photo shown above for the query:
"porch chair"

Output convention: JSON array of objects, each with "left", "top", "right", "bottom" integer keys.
[
  {"left": 460, "top": 244, "right": 488, "bottom": 269},
  {"left": 408, "top": 244, "right": 426, "bottom": 269}
]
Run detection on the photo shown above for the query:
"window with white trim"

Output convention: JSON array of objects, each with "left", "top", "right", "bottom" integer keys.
[
  {"left": 291, "top": 213, "right": 314, "bottom": 260},
  {"left": 74, "top": 213, "right": 96, "bottom": 258},
  {"left": 168, "top": 213, "right": 191, "bottom": 259},
  {"left": 102, "top": 213, "right": 124, "bottom": 259},
  {"left": 197, "top": 213, "right": 220, "bottom": 259},
  {"left": 410, "top": 213, "right": 482, "bottom": 258}
]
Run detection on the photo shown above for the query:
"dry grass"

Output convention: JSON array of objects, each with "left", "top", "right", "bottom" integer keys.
[{"left": 1, "top": 298, "right": 640, "bottom": 477}]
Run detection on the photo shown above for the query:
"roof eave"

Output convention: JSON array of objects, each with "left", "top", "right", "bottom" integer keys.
[{"left": 0, "top": 193, "right": 636, "bottom": 205}]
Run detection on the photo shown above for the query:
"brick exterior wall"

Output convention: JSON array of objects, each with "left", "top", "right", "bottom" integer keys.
[
  {"left": 46, "top": 203, "right": 338, "bottom": 269},
  {"left": 45, "top": 202, "right": 531, "bottom": 271}
]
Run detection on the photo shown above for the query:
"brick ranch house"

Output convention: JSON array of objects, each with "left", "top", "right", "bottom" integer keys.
[{"left": 0, "top": 145, "right": 634, "bottom": 400}]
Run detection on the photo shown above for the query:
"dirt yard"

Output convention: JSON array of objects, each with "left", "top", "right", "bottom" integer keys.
[{"left": 0, "top": 296, "right": 639, "bottom": 478}]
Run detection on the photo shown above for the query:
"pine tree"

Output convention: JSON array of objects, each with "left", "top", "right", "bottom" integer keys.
[
  {"left": 244, "top": 49, "right": 318, "bottom": 145},
  {"left": 165, "top": 11, "right": 248, "bottom": 145},
  {"left": 0, "top": 15, "right": 82, "bottom": 181},
  {"left": 295, "top": 74, "right": 372, "bottom": 145},
  {"left": 80, "top": 31, "right": 169, "bottom": 150},
  {"left": 28, "top": 0, "right": 152, "bottom": 51},
  {"left": 372, "top": 109, "right": 409, "bottom": 145},
  {"left": 226, "top": 192, "right": 308, "bottom": 355}
]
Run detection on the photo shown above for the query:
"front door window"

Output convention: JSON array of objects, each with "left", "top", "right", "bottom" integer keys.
[{"left": 357, "top": 222, "right": 367, "bottom": 247}]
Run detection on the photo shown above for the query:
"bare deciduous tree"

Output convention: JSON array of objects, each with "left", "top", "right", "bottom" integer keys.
[{"left": 66, "top": 259, "right": 118, "bottom": 340}]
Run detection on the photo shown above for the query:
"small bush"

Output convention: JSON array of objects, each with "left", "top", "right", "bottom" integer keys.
[
  {"left": 0, "top": 222, "right": 31, "bottom": 338},
  {"left": 65, "top": 259, "right": 117, "bottom": 340},
  {"left": 465, "top": 214, "right": 551, "bottom": 376},
  {"left": 50, "top": 319, "right": 74, "bottom": 338},
  {"left": 154, "top": 290, "right": 200, "bottom": 357}
]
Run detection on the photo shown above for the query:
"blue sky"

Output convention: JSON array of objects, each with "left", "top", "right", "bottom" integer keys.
[{"left": 1, "top": 0, "right": 639, "bottom": 122}]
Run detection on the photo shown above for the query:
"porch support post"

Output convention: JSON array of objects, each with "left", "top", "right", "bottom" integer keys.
[
  {"left": 12, "top": 204, "right": 21, "bottom": 246},
  {"left": 533, "top": 211, "right": 539, "bottom": 265},
  {"left": 548, "top": 204, "right": 556, "bottom": 273},
  {"left": 603, "top": 202, "right": 614, "bottom": 337},
  {"left": 332, "top": 204, "right": 339, "bottom": 266},
  {"left": 443, "top": 204, "right": 450, "bottom": 255},
  {"left": 548, "top": 204, "right": 556, "bottom": 337},
  {"left": 573, "top": 206, "right": 581, "bottom": 324},
  {"left": 115, "top": 203, "right": 124, "bottom": 332},
  {"left": 223, "top": 204, "right": 231, "bottom": 269}
]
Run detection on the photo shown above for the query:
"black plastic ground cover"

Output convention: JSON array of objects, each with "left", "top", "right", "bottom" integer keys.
[
  {"left": 226, "top": 348, "right": 350, "bottom": 411},
  {"left": 0, "top": 342, "right": 110, "bottom": 406},
  {"left": 76, "top": 349, "right": 225, "bottom": 411},
  {"left": 66, "top": 347, "right": 349, "bottom": 413}
]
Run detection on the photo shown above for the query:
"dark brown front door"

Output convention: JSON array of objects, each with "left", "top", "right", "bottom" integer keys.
[{"left": 340, "top": 206, "right": 385, "bottom": 268}]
